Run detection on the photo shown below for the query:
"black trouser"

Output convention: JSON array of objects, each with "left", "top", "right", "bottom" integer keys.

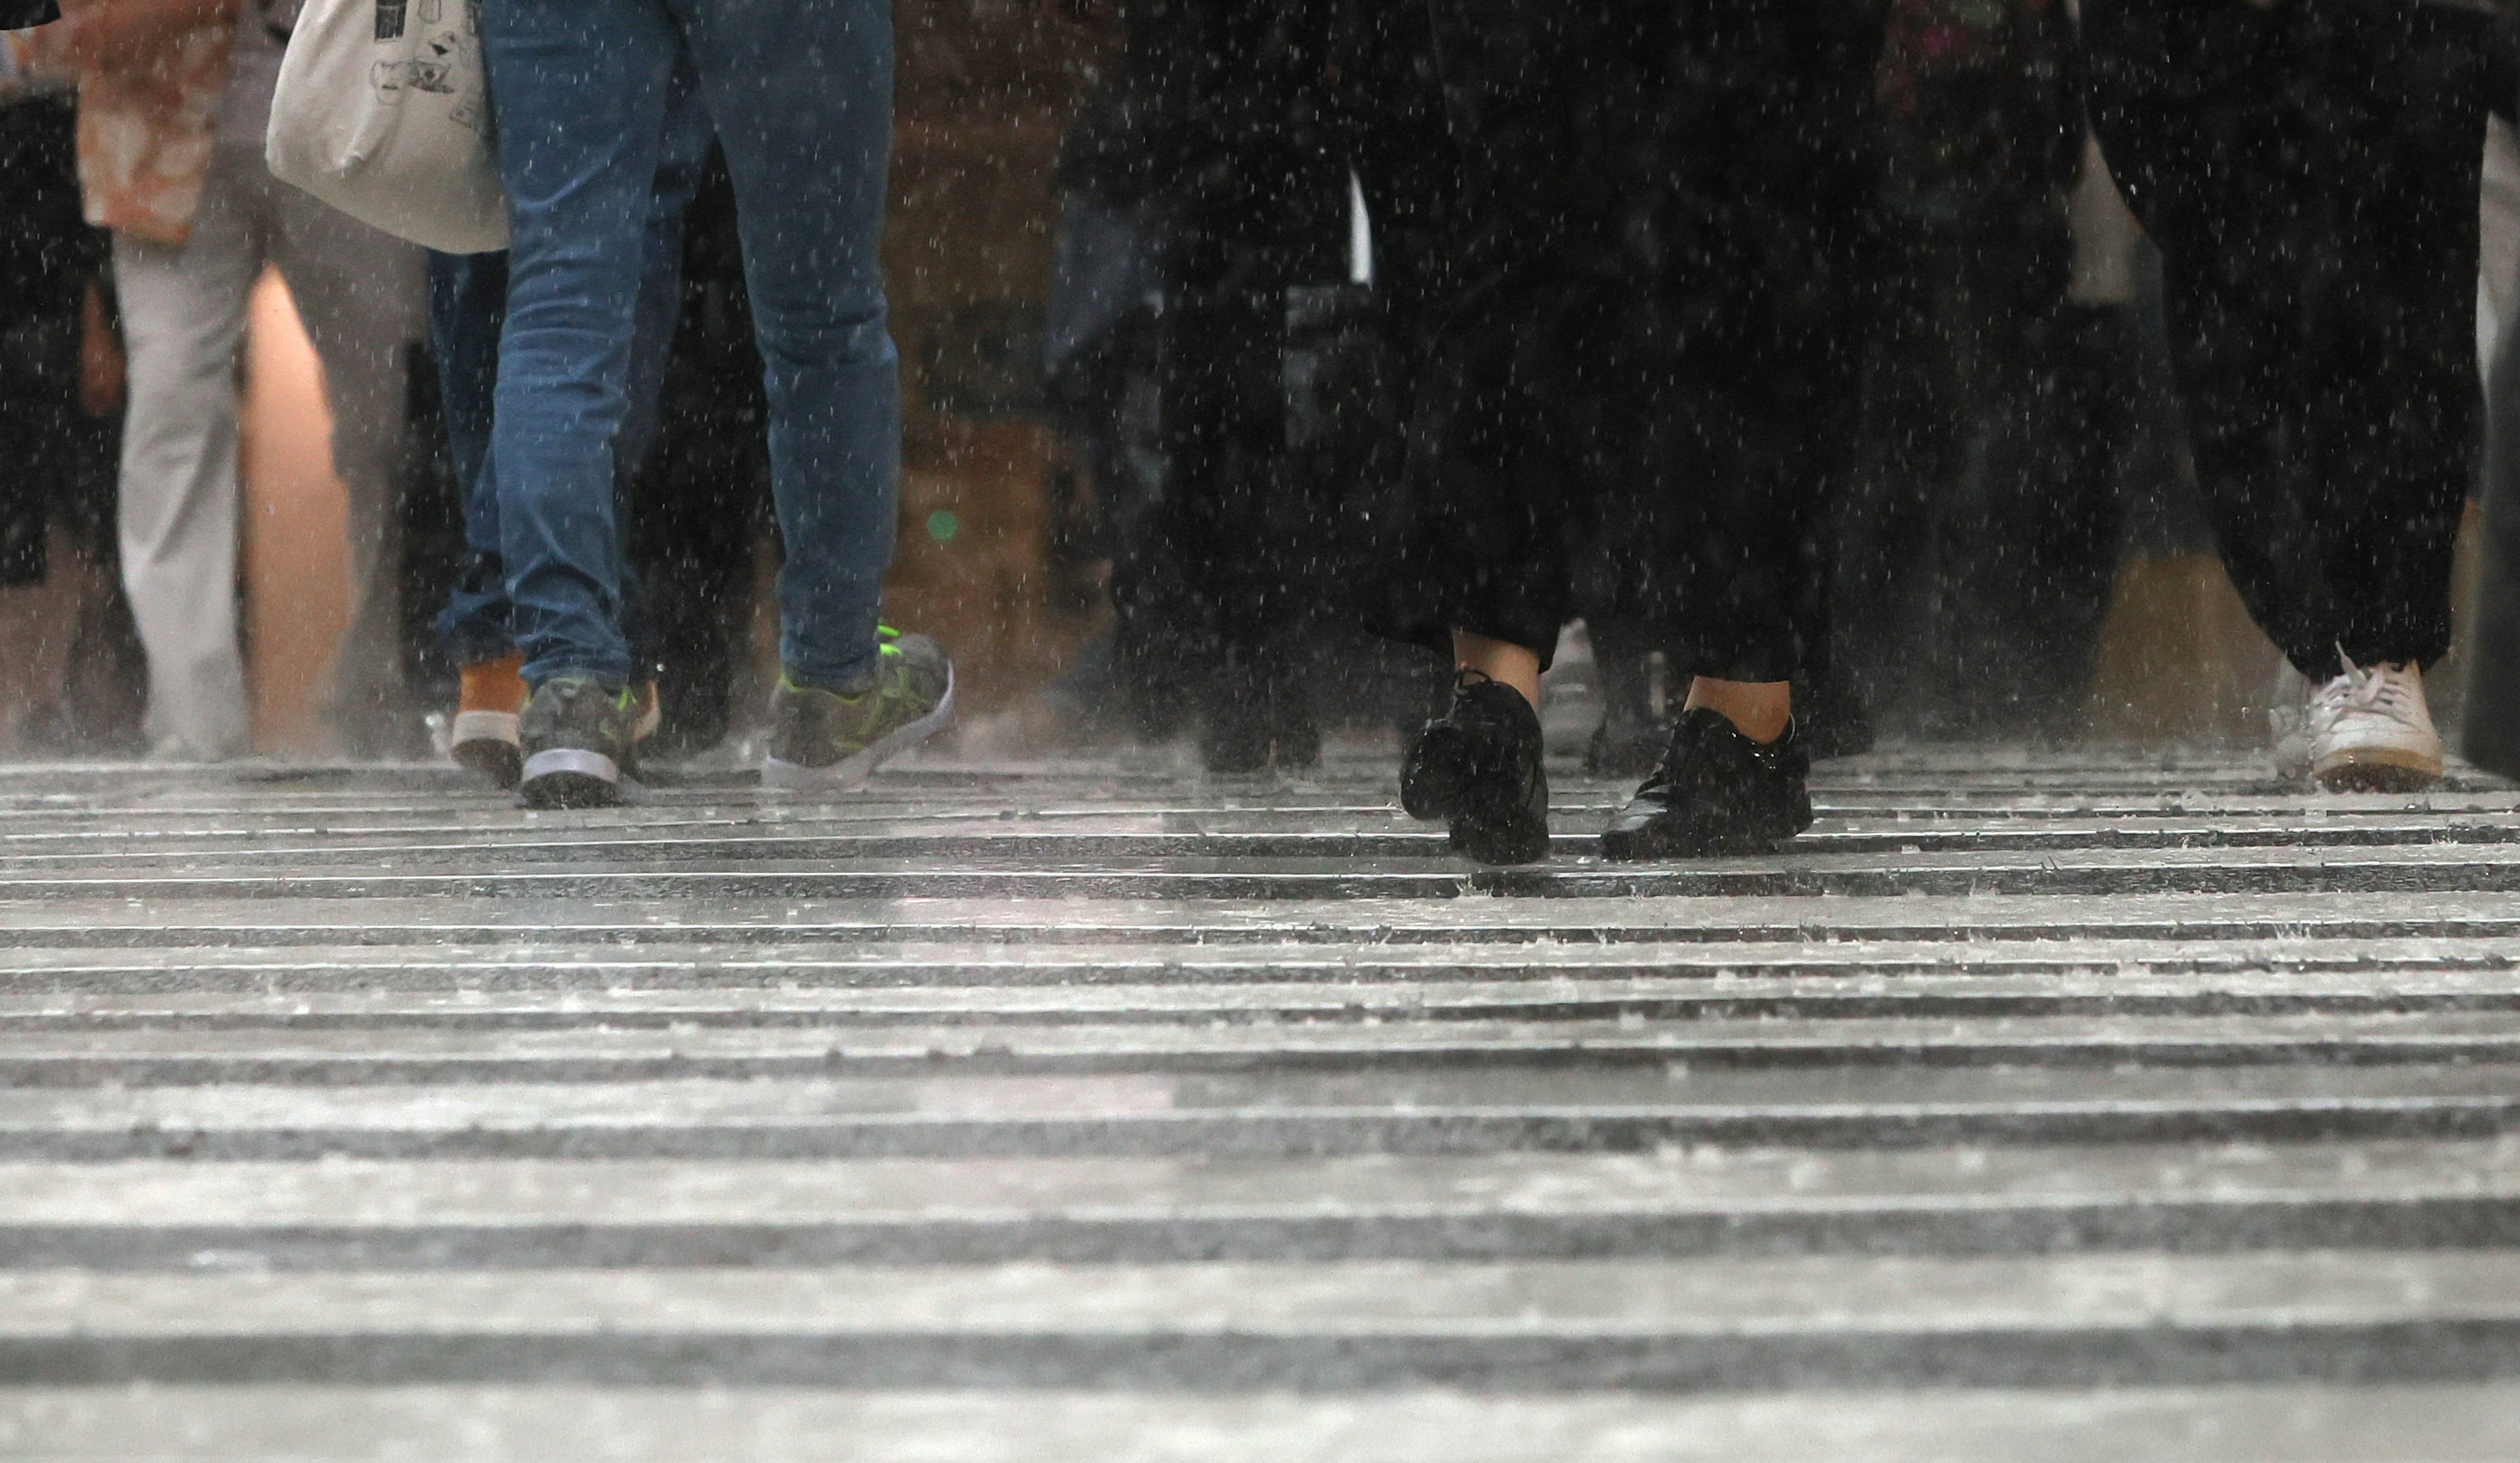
[
  {"left": 1393, "top": 0, "right": 1881, "bottom": 679},
  {"left": 2082, "top": 0, "right": 2492, "bottom": 677},
  {"left": 0, "top": 314, "right": 77, "bottom": 588},
  {"left": 0, "top": 96, "right": 106, "bottom": 589}
]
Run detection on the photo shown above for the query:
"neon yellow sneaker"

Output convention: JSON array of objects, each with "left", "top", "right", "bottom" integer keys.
[
  {"left": 763, "top": 631, "right": 955, "bottom": 791},
  {"left": 517, "top": 677, "right": 643, "bottom": 809},
  {"left": 459, "top": 654, "right": 659, "bottom": 793}
]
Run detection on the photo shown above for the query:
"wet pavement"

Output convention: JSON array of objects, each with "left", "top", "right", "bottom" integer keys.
[{"left": 1, "top": 743, "right": 2518, "bottom": 1459}]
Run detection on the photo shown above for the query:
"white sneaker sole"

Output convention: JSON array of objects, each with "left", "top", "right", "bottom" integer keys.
[
  {"left": 520, "top": 746, "right": 620, "bottom": 782},
  {"left": 763, "top": 669, "right": 956, "bottom": 793},
  {"left": 452, "top": 710, "right": 521, "bottom": 748},
  {"left": 516, "top": 746, "right": 626, "bottom": 810}
]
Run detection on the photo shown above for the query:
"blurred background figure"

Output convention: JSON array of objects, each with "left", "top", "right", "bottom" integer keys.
[
  {"left": 1120, "top": 0, "right": 1343, "bottom": 771},
  {"left": 2462, "top": 64, "right": 2520, "bottom": 782},
  {"left": 1044, "top": 0, "right": 1436, "bottom": 773},
  {"left": 1834, "top": 0, "right": 2151, "bottom": 742},
  {"left": 0, "top": 27, "right": 88, "bottom": 597},
  {"left": 620, "top": 148, "right": 778, "bottom": 761},
  {"left": 53, "top": 0, "right": 424, "bottom": 761},
  {"left": 0, "top": 23, "right": 144, "bottom": 753},
  {"left": 1036, "top": 83, "right": 1165, "bottom": 741}
]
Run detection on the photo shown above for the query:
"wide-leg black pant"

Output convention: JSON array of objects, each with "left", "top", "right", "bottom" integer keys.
[
  {"left": 2082, "top": 0, "right": 2492, "bottom": 676},
  {"left": 1391, "top": 0, "right": 1882, "bottom": 679}
]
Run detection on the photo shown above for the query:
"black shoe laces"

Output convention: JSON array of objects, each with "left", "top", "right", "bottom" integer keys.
[{"left": 1637, "top": 711, "right": 1797, "bottom": 795}]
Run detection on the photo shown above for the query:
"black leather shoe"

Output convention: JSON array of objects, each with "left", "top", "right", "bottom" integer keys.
[
  {"left": 1401, "top": 673, "right": 1550, "bottom": 865},
  {"left": 1600, "top": 707, "right": 1812, "bottom": 860}
]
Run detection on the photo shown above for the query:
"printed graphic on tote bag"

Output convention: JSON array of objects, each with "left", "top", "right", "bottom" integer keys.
[
  {"left": 368, "top": 0, "right": 483, "bottom": 133},
  {"left": 372, "top": 43, "right": 458, "bottom": 98}
]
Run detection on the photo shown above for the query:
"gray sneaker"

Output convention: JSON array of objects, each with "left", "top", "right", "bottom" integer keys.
[
  {"left": 763, "top": 632, "right": 956, "bottom": 791},
  {"left": 518, "top": 677, "right": 643, "bottom": 809}
]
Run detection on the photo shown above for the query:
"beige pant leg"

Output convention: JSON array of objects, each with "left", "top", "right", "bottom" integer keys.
[
  {"left": 264, "top": 167, "right": 426, "bottom": 753},
  {"left": 112, "top": 150, "right": 262, "bottom": 759}
]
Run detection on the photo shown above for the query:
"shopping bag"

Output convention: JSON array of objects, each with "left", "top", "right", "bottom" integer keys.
[{"left": 263, "top": 0, "right": 507, "bottom": 253}]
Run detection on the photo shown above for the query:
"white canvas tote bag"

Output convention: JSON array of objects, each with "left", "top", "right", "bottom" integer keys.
[{"left": 264, "top": 0, "right": 508, "bottom": 253}]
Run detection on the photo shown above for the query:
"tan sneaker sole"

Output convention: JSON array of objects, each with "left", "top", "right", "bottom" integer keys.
[{"left": 2313, "top": 743, "right": 2443, "bottom": 793}]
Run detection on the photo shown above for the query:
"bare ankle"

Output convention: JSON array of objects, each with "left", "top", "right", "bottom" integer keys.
[
  {"left": 1452, "top": 631, "right": 1543, "bottom": 710},
  {"left": 1683, "top": 677, "right": 1791, "bottom": 744}
]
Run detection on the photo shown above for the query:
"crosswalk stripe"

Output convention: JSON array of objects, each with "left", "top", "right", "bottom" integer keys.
[{"left": 1, "top": 750, "right": 2517, "bottom": 1451}]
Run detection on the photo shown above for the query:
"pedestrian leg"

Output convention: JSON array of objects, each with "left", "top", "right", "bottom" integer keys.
[
  {"left": 269, "top": 175, "right": 425, "bottom": 755},
  {"left": 111, "top": 149, "right": 261, "bottom": 761},
  {"left": 675, "top": 0, "right": 956, "bottom": 792}
]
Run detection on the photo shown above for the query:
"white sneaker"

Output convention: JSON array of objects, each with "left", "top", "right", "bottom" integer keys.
[{"left": 2305, "top": 653, "right": 2443, "bottom": 792}]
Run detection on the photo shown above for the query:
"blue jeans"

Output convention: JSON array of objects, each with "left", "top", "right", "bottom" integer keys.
[
  {"left": 427, "top": 71, "right": 711, "bottom": 669},
  {"left": 482, "top": 0, "right": 900, "bottom": 691}
]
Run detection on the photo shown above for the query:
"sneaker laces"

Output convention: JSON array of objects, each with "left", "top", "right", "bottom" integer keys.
[
  {"left": 2308, "top": 650, "right": 2429, "bottom": 741},
  {"left": 1445, "top": 666, "right": 1537, "bottom": 719},
  {"left": 2315, "top": 650, "right": 2422, "bottom": 727}
]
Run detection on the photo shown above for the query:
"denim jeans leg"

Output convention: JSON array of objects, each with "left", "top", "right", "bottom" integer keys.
[
  {"left": 620, "top": 65, "right": 713, "bottom": 482},
  {"left": 674, "top": 0, "right": 898, "bottom": 691},
  {"left": 429, "top": 74, "right": 711, "bottom": 679},
  {"left": 614, "top": 70, "right": 713, "bottom": 675},
  {"left": 427, "top": 248, "right": 515, "bottom": 668},
  {"left": 481, "top": 0, "right": 681, "bottom": 689}
]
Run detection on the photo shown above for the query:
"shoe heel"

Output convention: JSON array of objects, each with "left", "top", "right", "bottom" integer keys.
[
  {"left": 450, "top": 711, "right": 523, "bottom": 790},
  {"left": 1452, "top": 760, "right": 1551, "bottom": 866},
  {"left": 453, "top": 738, "right": 523, "bottom": 792},
  {"left": 518, "top": 747, "right": 621, "bottom": 809},
  {"left": 1400, "top": 723, "right": 1477, "bottom": 821}
]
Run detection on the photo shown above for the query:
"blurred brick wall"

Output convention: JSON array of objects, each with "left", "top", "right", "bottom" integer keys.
[{"left": 877, "top": 1, "right": 1110, "bottom": 715}]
